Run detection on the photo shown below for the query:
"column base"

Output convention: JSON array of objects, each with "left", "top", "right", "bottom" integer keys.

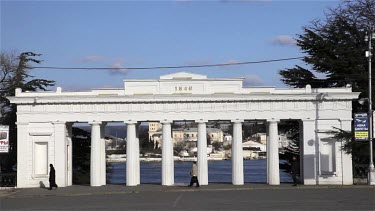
[{"left": 368, "top": 169, "right": 375, "bottom": 185}]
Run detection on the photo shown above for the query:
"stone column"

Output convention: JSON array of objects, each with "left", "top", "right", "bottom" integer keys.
[
  {"left": 66, "top": 123, "right": 73, "bottom": 186},
  {"left": 340, "top": 119, "right": 353, "bottom": 185},
  {"left": 301, "top": 119, "right": 316, "bottom": 185},
  {"left": 267, "top": 119, "right": 280, "bottom": 185},
  {"left": 125, "top": 121, "right": 138, "bottom": 186},
  {"left": 197, "top": 120, "right": 208, "bottom": 185},
  {"left": 90, "top": 122, "right": 101, "bottom": 186},
  {"left": 232, "top": 120, "right": 244, "bottom": 185},
  {"left": 161, "top": 120, "right": 174, "bottom": 186},
  {"left": 100, "top": 122, "right": 107, "bottom": 186},
  {"left": 53, "top": 121, "right": 68, "bottom": 187},
  {"left": 135, "top": 123, "right": 141, "bottom": 185},
  {"left": 16, "top": 122, "right": 29, "bottom": 188}
]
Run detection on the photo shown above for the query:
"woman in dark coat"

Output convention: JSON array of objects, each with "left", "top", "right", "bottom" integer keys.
[{"left": 49, "top": 164, "right": 58, "bottom": 190}]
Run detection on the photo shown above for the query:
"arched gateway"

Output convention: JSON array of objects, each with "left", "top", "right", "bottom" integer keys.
[{"left": 8, "top": 72, "right": 359, "bottom": 188}]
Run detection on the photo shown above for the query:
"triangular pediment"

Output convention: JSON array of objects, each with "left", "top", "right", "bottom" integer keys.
[{"left": 160, "top": 72, "right": 207, "bottom": 80}]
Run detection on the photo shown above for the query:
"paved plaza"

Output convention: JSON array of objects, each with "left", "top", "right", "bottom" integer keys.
[{"left": 0, "top": 184, "right": 374, "bottom": 210}]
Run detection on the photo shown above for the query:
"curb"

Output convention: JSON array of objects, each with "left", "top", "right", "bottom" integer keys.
[{"left": 2, "top": 184, "right": 374, "bottom": 199}]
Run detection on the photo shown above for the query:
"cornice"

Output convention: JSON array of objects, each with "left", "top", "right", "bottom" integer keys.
[{"left": 7, "top": 92, "right": 360, "bottom": 105}]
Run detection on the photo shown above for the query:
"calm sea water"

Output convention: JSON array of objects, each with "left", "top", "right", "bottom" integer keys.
[{"left": 108, "top": 159, "right": 292, "bottom": 184}]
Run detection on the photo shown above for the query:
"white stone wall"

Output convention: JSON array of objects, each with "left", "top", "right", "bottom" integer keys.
[{"left": 9, "top": 72, "right": 359, "bottom": 187}]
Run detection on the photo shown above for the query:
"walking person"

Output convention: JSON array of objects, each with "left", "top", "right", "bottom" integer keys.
[
  {"left": 188, "top": 161, "right": 200, "bottom": 187},
  {"left": 291, "top": 156, "right": 299, "bottom": 186},
  {"left": 49, "top": 164, "right": 58, "bottom": 190}
]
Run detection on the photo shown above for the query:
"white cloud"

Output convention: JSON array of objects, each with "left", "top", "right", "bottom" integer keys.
[
  {"left": 109, "top": 59, "right": 129, "bottom": 75},
  {"left": 270, "top": 35, "right": 296, "bottom": 46},
  {"left": 79, "top": 55, "right": 105, "bottom": 63},
  {"left": 243, "top": 74, "right": 264, "bottom": 86}
]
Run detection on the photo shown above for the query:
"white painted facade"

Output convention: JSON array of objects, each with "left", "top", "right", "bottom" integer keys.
[{"left": 8, "top": 72, "right": 359, "bottom": 187}]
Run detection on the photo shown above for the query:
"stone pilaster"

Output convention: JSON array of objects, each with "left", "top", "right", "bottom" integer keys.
[
  {"left": 340, "top": 119, "right": 353, "bottom": 185},
  {"left": 301, "top": 119, "right": 316, "bottom": 185},
  {"left": 66, "top": 123, "right": 73, "bottom": 186},
  {"left": 100, "top": 122, "right": 107, "bottom": 186},
  {"left": 16, "top": 122, "right": 29, "bottom": 188},
  {"left": 135, "top": 123, "right": 141, "bottom": 185},
  {"left": 53, "top": 121, "right": 68, "bottom": 187}
]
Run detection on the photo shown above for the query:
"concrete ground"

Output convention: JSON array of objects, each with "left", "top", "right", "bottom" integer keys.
[{"left": 0, "top": 183, "right": 374, "bottom": 210}]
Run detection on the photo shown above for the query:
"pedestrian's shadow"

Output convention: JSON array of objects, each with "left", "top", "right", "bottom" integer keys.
[{"left": 39, "top": 181, "right": 48, "bottom": 189}]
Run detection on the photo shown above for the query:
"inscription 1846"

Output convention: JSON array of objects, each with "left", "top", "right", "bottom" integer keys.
[{"left": 174, "top": 86, "right": 192, "bottom": 92}]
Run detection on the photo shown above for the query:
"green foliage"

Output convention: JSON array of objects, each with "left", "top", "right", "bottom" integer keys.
[
  {"left": 223, "top": 144, "right": 231, "bottom": 150},
  {"left": 212, "top": 141, "right": 222, "bottom": 151},
  {"left": 279, "top": 0, "right": 374, "bottom": 96},
  {"left": 280, "top": 66, "right": 326, "bottom": 88},
  {"left": 327, "top": 127, "right": 374, "bottom": 168},
  {"left": 279, "top": 0, "right": 375, "bottom": 164},
  {"left": 174, "top": 141, "right": 185, "bottom": 156},
  {"left": 0, "top": 52, "right": 55, "bottom": 172}
]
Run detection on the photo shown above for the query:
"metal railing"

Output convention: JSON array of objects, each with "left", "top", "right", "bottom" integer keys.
[{"left": 0, "top": 173, "right": 16, "bottom": 187}]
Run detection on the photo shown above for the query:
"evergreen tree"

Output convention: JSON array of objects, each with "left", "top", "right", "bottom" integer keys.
[
  {"left": 0, "top": 52, "right": 54, "bottom": 172},
  {"left": 279, "top": 0, "right": 374, "bottom": 100},
  {"left": 279, "top": 0, "right": 375, "bottom": 178}
]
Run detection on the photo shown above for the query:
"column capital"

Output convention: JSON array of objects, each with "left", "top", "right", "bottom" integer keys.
[
  {"left": 52, "top": 121, "right": 66, "bottom": 125},
  {"left": 89, "top": 121, "right": 102, "bottom": 126},
  {"left": 160, "top": 120, "right": 173, "bottom": 124},
  {"left": 300, "top": 118, "right": 315, "bottom": 123},
  {"left": 66, "top": 122, "right": 74, "bottom": 127},
  {"left": 266, "top": 119, "right": 280, "bottom": 123},
  {"left": 16, "top": 122, "right": 29, "bottom": 126},
  {"left": 339, "top": 118, "right": 353, "bottom": 122},
  {"left": 124, "top": 120, "right": 138, "bottom": 124},
  {"left": 195, "top": 119, "right": 208, "bottom": 123},
  {"left": 231, "top": 119, "right": 244, "bottom": 123}
]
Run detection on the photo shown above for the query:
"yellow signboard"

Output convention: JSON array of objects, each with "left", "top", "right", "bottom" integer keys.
[{"left": 355, "top": 131, "right": 368, "bottom": 139}]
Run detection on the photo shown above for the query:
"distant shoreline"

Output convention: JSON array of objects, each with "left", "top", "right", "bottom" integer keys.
[
  {"left": 107, "top": 155, "right": 265, "bottom": 163},
  {"left": 107, "top": 157, "right": 227, "bottom": 163}
]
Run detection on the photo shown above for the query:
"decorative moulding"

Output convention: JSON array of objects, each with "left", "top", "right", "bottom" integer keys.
[{"left": 29, "top": 132, "right": 53, "bottom": 136}]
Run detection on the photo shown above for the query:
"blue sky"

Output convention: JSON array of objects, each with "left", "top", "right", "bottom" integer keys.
[{"left": 1, "top": 0, "right": 339, "bottom": 91}]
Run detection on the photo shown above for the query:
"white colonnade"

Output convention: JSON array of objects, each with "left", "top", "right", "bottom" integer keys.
[
  {"left": 10, "top": 72, "right": 357, "bottom": 188},
  {"left": 114, "top": 119, "right": 282, "bottom": 187}
]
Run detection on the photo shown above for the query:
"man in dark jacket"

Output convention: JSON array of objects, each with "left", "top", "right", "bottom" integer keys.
[
  {"left": 291, "top": 156, "right": 299, "bottom": 186},
  {"left": 49, "top": 164, "right": 58, "bottom": 190}
]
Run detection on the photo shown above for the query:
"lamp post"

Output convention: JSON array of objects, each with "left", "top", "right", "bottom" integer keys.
[{"left": 365, "top": 28, "right": 375, "bottom": 185}]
